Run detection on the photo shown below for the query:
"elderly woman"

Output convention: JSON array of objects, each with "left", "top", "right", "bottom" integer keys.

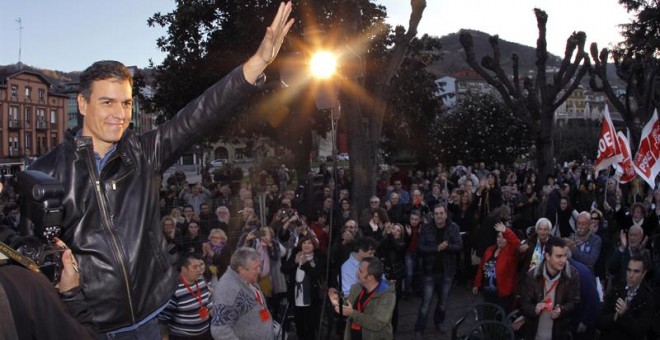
[
  {"left": 202, "top": 228, "right": 231, "bottom": 282},
  {"left": 281, "top": 234, "right": 326, "bottom": 340},
  {"left": 472, "top": 222, "right": 520, "bottom": 313},
  {"left": 518, "top": 218, "right": 556, "bottom": 280}
]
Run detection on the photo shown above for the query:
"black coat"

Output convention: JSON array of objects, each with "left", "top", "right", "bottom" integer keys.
[{"left": 28, "top": 65, "right": 255, "bottom": 331}]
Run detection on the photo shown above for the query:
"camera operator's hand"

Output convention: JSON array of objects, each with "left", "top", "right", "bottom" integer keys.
[
  {"left": 54, "top": 239, "right": 79, "bottom": 294},
  {"left": 59, "top": 249, "right": 80, "bottom": 294}
]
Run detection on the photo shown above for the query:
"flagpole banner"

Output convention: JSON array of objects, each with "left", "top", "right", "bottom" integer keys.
[
  {"left": 614, "top": 131, "right": 636, "bottom": 184},
  {"left": 633, "top": 109, "right": 660, "bottom": 189},
  {"left": 594, "top": 105, "right": 623, "bottom": 173}
]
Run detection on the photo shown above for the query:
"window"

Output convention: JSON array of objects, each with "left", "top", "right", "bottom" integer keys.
[
  {"left": 24, "top": 107, "right": 31, "bottom": 123},
  {"left": 25, "top": 87, "right": 32, "bottom": 99},
  {"left": 38, "top": 89, "right": 45, "bottom": 100},
  {"left": 50, "top": 110, "right": 57, "bottom": 124},
  {"left": 51, "top": 134, "right": 58, "bottom": 148},
  {"left": 9, "top": 106, "right": 18, "bottom": 120},
  {"left": 25, "top": 132, "right": 32, "bottom": 149},
  {"left": 10, "top": 137, "right": 19, "bottom": 149},
  {"left": 11, "top": 85, "right": 18, "bottom": 98},
  {"left": 37, "top": 108, "right": 45, "bottom": 122}
]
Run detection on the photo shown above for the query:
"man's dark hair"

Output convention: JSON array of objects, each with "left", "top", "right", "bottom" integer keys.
[
  {"left": 178, "top": 252, "right": 203, "bottom": 270},
  {"left": 544, "top": 237, "right": 566, "bottom": 256},
  {"left": 355, "top": 236, "right": 377, "bottom": 253},
  {"left": 361, "top": 257, "right": 384, "bottom": 282},
  {"left": 79, "top": 60, "right": 133, "bottom": 100},
  {"left": 630, "top": 251, "right": 651, "bottom": 272}
]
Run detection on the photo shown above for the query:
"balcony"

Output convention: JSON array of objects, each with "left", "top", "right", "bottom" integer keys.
[
  {"left": 36, "top": 121, "right": 48, "bottom": 130},
  {"left": 8, "top": 120, "right": 21, "bottom": 129},
  {"left": 8, "top": 148, "right": 19, "bottom": 157}
]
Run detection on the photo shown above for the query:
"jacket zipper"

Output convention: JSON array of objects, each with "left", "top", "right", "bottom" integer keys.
[{"left": 85, "top": 152, "right": 137, "bottom": 323}]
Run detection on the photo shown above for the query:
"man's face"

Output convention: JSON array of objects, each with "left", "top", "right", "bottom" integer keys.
[
  {"left": 576, "top": 215, "right": 591, "bottom": 237},
  {"left": 450, "top": 190, "right": 459, "bottom": 202},
  {"left": 390, "top": 193, "right": 400, "bottom": 205},
  {"left": 356, "top": 262, "right": 371, "bottom": 286},
  {"left": 409, "top": 214, "right": 421, "bottom": 227},
  {"left": 544, "top": 246, "right": 568, "bottom": 273},
  {"left": 393, "top": 181, "right": 402, "bottom": 190},
  {"left": 433, "top": 206, "right": 447, "bottom": 226},
  {"left": 628, "top": 228, "right": 644, "bottom": 248},
  {"left": 323, "top": 187, "right": 331, "bottom": 197},
  {"left": 183, "top": 207, "right": 194, "bottom": 218},
  {"left": 632, "top": 207, "right": 644, "bottom": 220},
  {"left": 162, "top": 220, "right": 175, "bottom": 237},
  {"left": 238, "top": 258, "right": 261, "bottom": 284},
  {"left": 200, "top": 204, "right": 209, "bottom": 215},
  {"left": 370, "top": 198, "right": 380, "bottom": 210},
  {"left": 626, "top": 260, "right": 647, "bottom": 288},
  {"left": 78, "top": 79, "right": 132, "bottom": 152},
  {"left": 181, "top": 258, "right": 204, "bottom": 283}
]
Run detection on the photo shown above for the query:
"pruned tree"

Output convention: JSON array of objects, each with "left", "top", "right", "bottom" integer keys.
[
  {"left": 338, "top": 0, "right": 428, "bottom": 214},
  {"left": 459, "top": 9, "right": 590, "bottom": 181},
  {"left": 589, "top": 0, "right": 660, "bottom": 147}
]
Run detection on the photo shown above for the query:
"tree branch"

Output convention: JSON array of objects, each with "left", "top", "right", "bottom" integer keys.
[{"left": 459, "top": 31, "right": 517, "bottom": 110}]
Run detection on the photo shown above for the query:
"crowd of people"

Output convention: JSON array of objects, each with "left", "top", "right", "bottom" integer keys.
[{"left": 148, "top": 157, "right": 660, "bottom": 339}]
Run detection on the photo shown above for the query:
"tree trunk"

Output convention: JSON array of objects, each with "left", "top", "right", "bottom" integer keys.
[
  {"left": 343, "top": 94, "right": 377, "bottom": 218},
  {"left": 536, "top": 115, "right": 554, "bottom": 185}
]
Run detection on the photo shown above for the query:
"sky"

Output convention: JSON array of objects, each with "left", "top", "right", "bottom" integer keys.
[{"left": 0, "top": 0, "right": 633, "bottom": 72}]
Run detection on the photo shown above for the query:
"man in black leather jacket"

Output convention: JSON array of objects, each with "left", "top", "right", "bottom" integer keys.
[{"left": 26, "top": 2, "right": 293, "bottom": 336}]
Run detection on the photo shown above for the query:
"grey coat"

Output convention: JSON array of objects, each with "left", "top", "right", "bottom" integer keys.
[{"left": 211, "top": 268, "right": 273, "bottom": 340}]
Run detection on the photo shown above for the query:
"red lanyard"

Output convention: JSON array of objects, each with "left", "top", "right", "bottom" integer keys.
[
  {"left": 356, "top": 289, "right": 377, "bottom": 313},
  {"left": 181, "top": 275, "right": 204, "bottom": 307},
  {"left": 543, "top": 277, "right": 560, "bottom": 298},
  {"left": 351, "top": 287, "right": 378, "bottom": 331},
  {"left": 253, "top": 285, "right": 271, "bottom": 322},
  {"left": 180, "top": 275, "right": 209, "bottom": 319}
]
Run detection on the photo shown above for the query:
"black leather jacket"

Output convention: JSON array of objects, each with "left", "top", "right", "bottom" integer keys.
[{"left": 28, "top": 66, "right": 256, "bottom": 332}]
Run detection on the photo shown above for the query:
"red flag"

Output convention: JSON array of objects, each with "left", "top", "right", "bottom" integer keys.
[
  {"left": 633, "top": 110, "right": 660, "bottom": 188},
  {"left": 593, "top": 106, "right": 622, "bottom": 172},
  {"left": 614, "top": 131, "right": 636, "bottom": 183}
]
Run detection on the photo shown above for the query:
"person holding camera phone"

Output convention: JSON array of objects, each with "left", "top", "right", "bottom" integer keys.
[{"left": 25, "top": 2, "right": 293, "bottom": 337}]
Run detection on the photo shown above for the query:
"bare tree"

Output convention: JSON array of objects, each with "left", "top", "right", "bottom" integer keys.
[
  {"left": 339, "top": 0, "right": 427, "bottom": 214},
  {"left": 459, "top": 9, "right": 590, "bottom": 181}
]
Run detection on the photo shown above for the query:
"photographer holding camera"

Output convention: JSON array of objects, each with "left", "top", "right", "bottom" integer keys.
[{"left": 0, "top": 234, "right": 96, "bottom": 339}]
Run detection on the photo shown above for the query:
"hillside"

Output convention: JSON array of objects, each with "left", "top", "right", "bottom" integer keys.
[{"left": 427, "top": 29, "right": 564, "bottom": 77}]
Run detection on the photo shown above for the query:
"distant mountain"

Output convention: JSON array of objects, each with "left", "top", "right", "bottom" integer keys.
[
  {"left": 0, "top": 62, "right": 157, "bottom": 89},
  {"left": 427, "top": 29, "right": 563, "bottom": 77},
  {"left": 0, "top": 62, "right": 79, "bottom": 85}
]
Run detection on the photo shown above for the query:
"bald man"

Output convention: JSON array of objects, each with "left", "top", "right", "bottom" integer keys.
[{"left": 607, "top": 225, "right": 647, "bottom": 287}]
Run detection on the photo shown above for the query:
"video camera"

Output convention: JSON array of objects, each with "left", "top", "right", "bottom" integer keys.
[{"left": 12, "top": 170, "right": 66, "bottom": 283}]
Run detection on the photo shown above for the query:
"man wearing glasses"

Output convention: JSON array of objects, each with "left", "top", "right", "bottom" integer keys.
[{"left": 359, "top": 196, "right": 389, "bottom": 229}]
